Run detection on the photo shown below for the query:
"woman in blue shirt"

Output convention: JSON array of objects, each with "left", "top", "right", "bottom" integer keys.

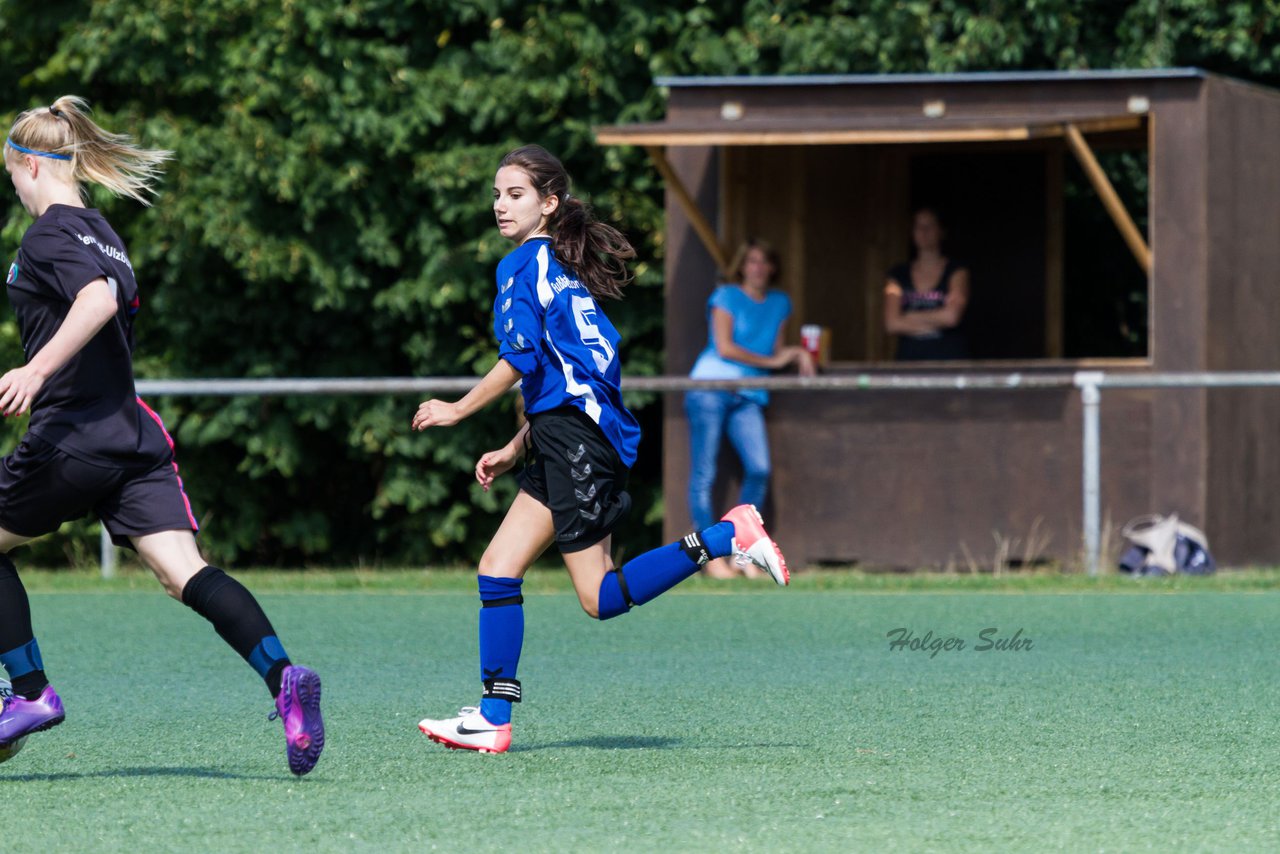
[
  {"left": 685, "top": 240, "right": 814, "bottom": 576},
  {"left": 412, "top": 147, "right": 791, "bottom": 753}
]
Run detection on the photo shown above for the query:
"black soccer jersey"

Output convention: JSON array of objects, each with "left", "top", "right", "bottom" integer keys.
[
  {"left": 887, "top": 259, "right": 970, "bottom": 361},
  {"left": 5, "top": 204, "right": 169, "bottom": 465}
]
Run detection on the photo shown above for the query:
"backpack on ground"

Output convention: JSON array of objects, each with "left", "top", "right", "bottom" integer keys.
[{"left": 1118, "top": 513, "right": 1215, "bottom": 576}]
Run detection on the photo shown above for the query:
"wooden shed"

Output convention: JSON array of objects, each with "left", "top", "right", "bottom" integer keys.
[{"left": 597, "top": 69, "right": 1280, "bottom": 568}]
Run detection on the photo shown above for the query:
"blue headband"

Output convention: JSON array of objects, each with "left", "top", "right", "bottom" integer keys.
[{"left": 5, "top": 138, "right": 71, "bottom": 161}]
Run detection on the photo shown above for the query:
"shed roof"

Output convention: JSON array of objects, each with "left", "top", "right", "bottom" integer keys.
[
  {"left": 596, "top": 69, "right": 1189, "bottom": 147},
  {"left": 594, "top": 114, "right": 1141, "bottom": 147},
  {"left": 653, "top": 68, "right": 1208, "bottom": 88}
]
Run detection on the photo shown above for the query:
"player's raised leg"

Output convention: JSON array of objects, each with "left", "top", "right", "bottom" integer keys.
[
  {"left": 133, "top": 530, "right": 325, "bottom": 775},
  {"left": 0, "top": 533, "right": 64, "bottom": 748},
  {"left": 418, "top": 491, "right": 553, "bottom": 754},
  {"left": 573, "top": 504, "right": 788, "bottom": 622}
]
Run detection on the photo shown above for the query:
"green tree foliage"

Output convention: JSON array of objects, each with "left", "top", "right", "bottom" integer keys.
[{"left": 0, "top": 1, "right": 1277, "bottom": 566}]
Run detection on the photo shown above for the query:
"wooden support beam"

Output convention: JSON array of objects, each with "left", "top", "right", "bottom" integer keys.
[
  {"left": 1045, "top": 147, "right": 1065, "bottom": 358},
  {"left": 644, "top": 145, "right": 730, "bottom": 274},
  {"left": 1063, "top": 122, "right": 1152, "bottom": 276},
  {"left": 597, "top": 115, "right": 1143, "bottom": 148}
]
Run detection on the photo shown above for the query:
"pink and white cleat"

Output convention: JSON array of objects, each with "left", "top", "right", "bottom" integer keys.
[
  {"left": 418, "top": 706, "right": 511, "bottom": 754},
  {"left": 721, "top": 504, "right": 790, "bottom": 585}
]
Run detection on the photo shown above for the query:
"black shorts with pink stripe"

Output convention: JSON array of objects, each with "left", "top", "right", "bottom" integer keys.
[{"left": 0, "top": 433, "right": 198, "bottom": 548}]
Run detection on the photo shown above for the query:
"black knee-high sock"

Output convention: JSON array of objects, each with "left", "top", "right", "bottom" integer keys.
[
  {"left": 181, "top": 566, "right": 291, "bottom": 696},
  {"left": 0, "top": 554, "right": 49, "bottom": 700}
]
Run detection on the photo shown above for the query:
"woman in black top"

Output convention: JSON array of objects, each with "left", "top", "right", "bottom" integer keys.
[
  {"left": 0, "top": 97, "right": 323, "bottom": 774},
  {"left": 883, "top": 207, "right": 970, "bottom": 361}
]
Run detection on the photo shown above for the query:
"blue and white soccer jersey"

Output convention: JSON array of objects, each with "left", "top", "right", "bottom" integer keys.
[
  {"left": 493, "top": 237, "right": 640, "bottom": 467},
  {"left": 494, "top": 237, "right": 640, "bottom": 550}
]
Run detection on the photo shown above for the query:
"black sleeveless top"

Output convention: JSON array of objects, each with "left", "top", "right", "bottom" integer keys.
[{"left": 887, "top": 259, "right": 969, "bottom": 361}]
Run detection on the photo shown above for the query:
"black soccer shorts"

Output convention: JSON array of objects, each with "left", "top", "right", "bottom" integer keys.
[
  {"left": 0, "top": 433, "right": 198, "bottom": 548},
  {"left": 515, "top": 406, "right": 632, "bottom": 553}
]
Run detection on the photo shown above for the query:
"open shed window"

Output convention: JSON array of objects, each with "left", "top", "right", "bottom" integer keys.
[
  {"left": 601, "top": 114, "right": 1152, "bottom": 365},
  {"left": 717, "top": 132, "right": 1149, "bottom": 364}
]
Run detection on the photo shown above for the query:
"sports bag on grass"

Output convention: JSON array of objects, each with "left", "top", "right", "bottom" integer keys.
[{"left": 1118, "top": 513, "right": 1215, "bottom": 576}]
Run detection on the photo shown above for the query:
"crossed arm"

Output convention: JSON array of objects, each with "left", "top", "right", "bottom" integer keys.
[{"left": 883, "top": 267, "right": 970, "bottom": 337}]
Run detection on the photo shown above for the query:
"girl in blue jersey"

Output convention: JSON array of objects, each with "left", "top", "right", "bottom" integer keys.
[
  {"left": 0, "top": 98, "right": 323, "bottom": 775},
  {"left": 413, "top": 144, "right": 791, "bottom": 753}
]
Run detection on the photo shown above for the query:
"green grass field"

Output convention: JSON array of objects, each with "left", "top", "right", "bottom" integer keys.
[{"left": 5, "top": 570, "right": 1280, "bottom": 852}]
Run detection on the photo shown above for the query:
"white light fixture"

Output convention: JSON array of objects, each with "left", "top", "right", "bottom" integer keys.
[{"left": 1127, "top": 95, "right": 1150, "bottom": 114}]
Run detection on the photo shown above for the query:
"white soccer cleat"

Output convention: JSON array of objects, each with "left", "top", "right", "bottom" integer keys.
[
  {"left": 418, "top": 706, "right": 511, "bottom": 754},
  {"left": 721, "top": 504, "right": 790, "bottom": 585}
]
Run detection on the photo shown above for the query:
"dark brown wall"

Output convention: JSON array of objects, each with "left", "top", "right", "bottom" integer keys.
[
  {"left": 764, "top": 384, "right": 1154, "bottom": 568},
  {"left": 1144, "top": 86, "right": 1210, "bottom": 542},
  {"left": 1203, "top": 77, "right": 1280, "bottom": 561},
  {"left": 665, "top": 375, "right": 1157, "bottom": 568}
]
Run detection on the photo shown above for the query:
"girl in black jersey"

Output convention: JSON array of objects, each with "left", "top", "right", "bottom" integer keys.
[{"left": 0, "top": 97, "right": 324, "bottom": 775}]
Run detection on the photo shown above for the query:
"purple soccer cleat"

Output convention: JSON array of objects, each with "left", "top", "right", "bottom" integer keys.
[
  {"left": 271, "top": 665, "right": 324, "bottom": 776},
  {"left": 0, "top": 685, "right": 65, "bottom": 746}
]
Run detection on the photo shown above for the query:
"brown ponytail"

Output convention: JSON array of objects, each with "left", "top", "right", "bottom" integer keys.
[
  {"left": 5, "top": 96, "right": 172, "bottom": 205},
  {"left": 498, "top": 144, "right": 635, "bottom": 300}
]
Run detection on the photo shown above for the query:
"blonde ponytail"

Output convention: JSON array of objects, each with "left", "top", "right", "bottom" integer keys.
[{"left": 5, "top": 96, "right": 172, "bottom": 205}]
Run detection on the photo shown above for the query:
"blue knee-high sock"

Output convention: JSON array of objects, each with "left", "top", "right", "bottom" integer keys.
[
  {"left": 0, "top": 554, "right": 49, "bottom": 699},
  {"left": 0, "top": 639, "right": 45, "bottom": 699},
  {"left": 478, "top": 575, "right": 524, "bottom": 726},
  {"left": 597, "top": 521, "right": 735, "bottom": 620}
]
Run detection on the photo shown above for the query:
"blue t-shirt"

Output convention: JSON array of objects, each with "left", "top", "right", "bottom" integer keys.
[
  {"left": 493, "top": 237, "right": 640, "bottom": 468},
  {"left": 688, "top": 285, "right": 792, "bottom": 404}
]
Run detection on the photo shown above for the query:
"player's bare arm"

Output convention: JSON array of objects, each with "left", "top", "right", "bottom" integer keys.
[
  {"left": 413, "top": 358, "right": 523, "bottom": 431},
  {"left": 475, "top": 422, "right": 530, "bottom": 491}
]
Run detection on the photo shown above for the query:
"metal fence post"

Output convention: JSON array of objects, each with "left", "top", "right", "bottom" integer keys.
[
  {"left": 100, "top": 525, "right": 117, "bottom": 579},
  {"left": 1075, "top": 372, "right": 1104, "bottom": 576}
]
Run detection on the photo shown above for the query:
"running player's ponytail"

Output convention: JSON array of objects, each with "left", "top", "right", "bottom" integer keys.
[
  {"left": 499, "top": 145, "right": 636, "bottom": 301},
  {"left": 4, "top": 96, "right": 172, "bottom": 206}
]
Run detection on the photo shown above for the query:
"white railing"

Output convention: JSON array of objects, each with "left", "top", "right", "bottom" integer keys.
[{"left": 91, "top": 371, "right": 1277, "bottom": 577}]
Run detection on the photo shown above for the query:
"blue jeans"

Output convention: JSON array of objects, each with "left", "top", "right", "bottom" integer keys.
[{"left": 684, "top": 390, "right": 771, "bottom": 531}]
